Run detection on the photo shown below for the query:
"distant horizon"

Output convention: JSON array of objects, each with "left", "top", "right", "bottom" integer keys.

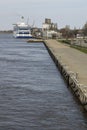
[
  {"left": 0, "top": 16, "right": 87, "bottom": 31},
  {"left": 0, "top": 20, "right": 86, "bottom": 31},
  {"left": 0, "top": 16, "right": 86, "bottom": 31}
]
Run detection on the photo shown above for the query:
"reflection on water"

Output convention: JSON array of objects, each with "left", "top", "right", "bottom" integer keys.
[{"left": 0, "top": 33, "right": 87, "bottom": 130}]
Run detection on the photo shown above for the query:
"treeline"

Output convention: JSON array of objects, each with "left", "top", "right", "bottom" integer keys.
[
  {"left": 0, "top": 30, "right": 13, "bottom": 33},
  {"left": 59, "top": 22, "right": 87, "bottom": 39}
]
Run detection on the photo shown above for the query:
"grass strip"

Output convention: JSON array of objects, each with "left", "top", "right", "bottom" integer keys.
[
  {"left": 70, "top": 45, "right": 87, "bottom": 54},
  {"left": 58, "top": 39, "right": 87, "bottom": 54}
]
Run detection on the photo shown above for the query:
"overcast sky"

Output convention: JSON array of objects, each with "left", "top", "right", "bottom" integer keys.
[{"left": 0, "top": 0, "right": 87, "bottom": 30}]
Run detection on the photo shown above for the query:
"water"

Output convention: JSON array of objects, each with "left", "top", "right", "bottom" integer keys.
[{"left": 0, "top": 33, "right": 87, "bottom": 130}]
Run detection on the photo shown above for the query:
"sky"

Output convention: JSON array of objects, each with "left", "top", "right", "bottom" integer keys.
[{"left": 0, "top": 0, "right": 87, "bottom": 30}]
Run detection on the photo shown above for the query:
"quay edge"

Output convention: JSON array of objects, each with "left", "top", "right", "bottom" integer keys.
[
  {"left": 27, "top": 39, "right": 44, "bottom": 43},
  {"left": 43, "top": 40, "right": 87, "bottom": 111}
]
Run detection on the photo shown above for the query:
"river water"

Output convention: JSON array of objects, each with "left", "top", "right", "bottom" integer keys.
[{"left": 0, "top": 33, "right": 87, "bottom": 130}]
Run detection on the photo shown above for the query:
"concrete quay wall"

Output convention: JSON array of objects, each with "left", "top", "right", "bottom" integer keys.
[{"left": 44, "top": 40, "right": 87, "bottom": 111}]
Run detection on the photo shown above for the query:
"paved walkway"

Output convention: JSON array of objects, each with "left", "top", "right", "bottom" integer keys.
[{"left": 45, "top": 40, "right": 87, "bottom": 86}]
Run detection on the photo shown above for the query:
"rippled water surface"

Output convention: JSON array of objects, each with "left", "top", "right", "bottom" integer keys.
[{"left": 0, "top": 33, "right": 87, "bottom": 130}]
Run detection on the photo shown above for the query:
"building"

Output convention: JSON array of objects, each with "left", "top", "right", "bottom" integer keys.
[
  {"left": 42, "top": 18, "right": 59, "bottom": 39},
  {"left": 31, "top": 27, "right": 42, "bottom": 38}
]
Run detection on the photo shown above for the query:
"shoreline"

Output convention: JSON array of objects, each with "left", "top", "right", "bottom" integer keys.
[{"left": 44, "top": 39, "right": 87, "bottom": 111}]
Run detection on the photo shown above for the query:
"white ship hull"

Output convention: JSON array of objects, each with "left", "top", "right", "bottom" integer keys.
[
  {"left": 13, "top": 21, "right": 33, "bottom": 38},
  {"left": 13, "top": 32, "right": 33, "bottom": 38}
]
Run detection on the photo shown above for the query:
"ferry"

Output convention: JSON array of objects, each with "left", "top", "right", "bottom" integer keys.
[{"left": 13, "top": 18, "right": 33, "bottom": 38}]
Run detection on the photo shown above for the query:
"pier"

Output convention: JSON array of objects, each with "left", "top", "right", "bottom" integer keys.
[{"left": 44, "top": 39, "right": 87, "bottom": 110}]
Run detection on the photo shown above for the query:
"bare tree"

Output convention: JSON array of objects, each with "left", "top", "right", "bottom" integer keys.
[{"left": 82, "top": 22, "right": 87, "bottom": 36}]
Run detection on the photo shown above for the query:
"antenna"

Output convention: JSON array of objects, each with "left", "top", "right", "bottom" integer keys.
[
  {"left": 21, "top": 16, "right": 24, "bottom": 19},
  {"left": 31, "top": 20, "right": 35, "bottom": 28},
  {"left": 27, "top": 17, "right": 29, "bottom": 25},
  {"left": 21, "top": 16, "right": 24, "bottom": 23}
]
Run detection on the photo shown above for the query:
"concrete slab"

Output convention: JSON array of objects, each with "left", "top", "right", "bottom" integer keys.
[{"left": 45, "top": 40, "right": 87, "bottom": 86}]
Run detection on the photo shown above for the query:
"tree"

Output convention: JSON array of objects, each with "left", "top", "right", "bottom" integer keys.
[
  {"left": 72, "top": 27, "right": 78, "bottom": 38},
  {"left": 59, "top": 25, "right": 74, "bottom": 38},
  {"left": 82, "top": 22, "right": 87, "bottom": 36}
]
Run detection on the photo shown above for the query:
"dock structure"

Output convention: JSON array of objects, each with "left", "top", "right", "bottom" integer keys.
[
  {"left": 44, "top": 39, "right": 87, "bottom": 111},
  {"left": 27, "top": 39, "right": 44, "bottom": 43}
]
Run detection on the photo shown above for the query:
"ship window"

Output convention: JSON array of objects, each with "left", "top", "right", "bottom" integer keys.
[
  {"left": 19, "top": 27, "right": 29, "bottom": 30},
  {"left": 24, "top": 32, "right": 29, "bottom": 34},
  {"left": 19, "top": 32, "right": 29, "bottom": 34},
  {"left": 19, "top": 32, "right": 24, "bottom": 34}
]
